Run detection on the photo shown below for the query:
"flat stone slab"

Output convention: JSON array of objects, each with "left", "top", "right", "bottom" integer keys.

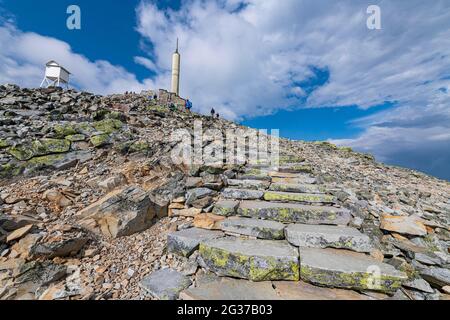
[
  {"left": 273, "top": 281, "right": 374, "bottom": 300},
  {"left": 180, "top": 277, "right": 281, "bottom": 300},
  {"left": 269, "top": 183, "right": 326, "bottom": 194},
  {"left": 227, "top": 179, "right": 270, "bottom": 190},
  {"left": 420, "top": 267, "right": 450, "bottom": 287},
  {"left": 236, "top": 173, "right": 271, "bottom": 181},
  {"left": 199, "top": 238, "right": 299, "bottom": 281},
  {"left": 269, "top": 171, "right": 312, "bottom": 179},
  {"left": 212, "top": 200, "right": 239, "bottom": 217},
  {"left": 167, "top": 228, "right": 224, "bottom": 257},
  {"left": 300, "top": 248, "right": 407, "bottom": 292},
  {"left": 222, "top": 188, "right": 264, "bottom": 200},
  {"left": 285, "top": 224, "right": 373, "bottom": 253},
  {"left": 264, "top": 191, "right": 336, "bottom": 204},
  {"left": 220, "top": 217, "right": 286, "bottom": 240},
  {"left": 140, "top": 268, "right": 192, "bottom": 300},
  {"left": 278, "top": 155, "right": 305, "bottom": 164},
  {"left": 237, "top": 169, "right": 271, "bottom": 181},
  {"left": 277, "top": 164, "right": 313, "bottom": 174},
  {"left": 272, "top": 176, "right": 317, "bottom": 185},
  {"left": 238, "top": 201, "right": 351, "bottom": 225}
]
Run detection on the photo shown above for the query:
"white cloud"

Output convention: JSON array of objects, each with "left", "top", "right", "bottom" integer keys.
[
  {"left": 135, "top": 0, "right": 450, "bottom": 120},
  {"left": 0, "top": 23, "right": 156, "bottom": 94}
]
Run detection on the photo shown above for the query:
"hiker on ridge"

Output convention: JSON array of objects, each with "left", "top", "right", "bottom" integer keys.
[
  {"left": 185, "top": 98, "right": 192, "bottom": 112},
  {"left": 210, "top": 108, "right": 215, "bottom": 117}
]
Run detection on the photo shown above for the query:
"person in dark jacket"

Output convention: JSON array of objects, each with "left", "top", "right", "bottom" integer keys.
[{"left": 210, "top": 108, "right": 215, "bottom": 117}]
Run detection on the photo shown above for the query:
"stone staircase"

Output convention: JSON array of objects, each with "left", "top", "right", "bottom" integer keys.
[{"left": 160, "top": 154, "right": 409, "bottom": 299}]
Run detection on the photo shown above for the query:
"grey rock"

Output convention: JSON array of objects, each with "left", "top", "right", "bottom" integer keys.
[
  {"left": 185, "top": 188, "right": 217, "bottom": 206},
  {"left": 15, "top": 261, "right": 67, "bottom": 288},
  {"left": 403, "top": 278, "right": 434, "bottom": 293},
  {"left": 185, "top": 177, "right": 203, "bottom": 189},
  {"left": 227, "top": 179, "right": 270, "bottom": 190},
  {"left": 264, "top": 191, "right": 336, "bottom": 204},
  {"left": 32, "top": 235, "right": 88, "bottom": 258},
  {"left": 77, "top": 185, "right": 155, "bottom": 238},
  {"left": 180, "top": 277, "right": 281, "bottom": 300},
  {"left": 238, "top": 200, "right": 351, "bottom": 225},
  {"left": 220, "top": 217, "right": 285, "bottom": 240},
  {"left": 414, "top": 252, "right": 442, "bottom": 266},
  {"left": 140, "top": 268, "right": 192, "bottom": 300},
  {"left": 0, "top": 214, "right": 40, "bottom": 232},
  {"left": 167, "top": 227, "right": 224, "bottom": 257},
  {"left": 212, "top": 200, "right": 239, "bottom": 216},
  {"left": 222, "top": 188, "right": 264, "bottom": 200},
  {"left": 420, "top": 267, "right": 450, "bottom": 287},
  {"left": 269, "top": 183, "right": 326, "bottom": 194},
  {"left": 300, "top": 247, "right": 407, "bottom": 292},
  {"left": 285, "top": 224, "right": 373, "bottom": 253}
]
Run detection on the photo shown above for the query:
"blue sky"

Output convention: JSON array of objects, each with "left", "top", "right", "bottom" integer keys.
[{"left": 0, "top": 0, "right": 449, "bottom": 181}]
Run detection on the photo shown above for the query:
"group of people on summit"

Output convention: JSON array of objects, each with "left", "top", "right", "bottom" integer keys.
[{"left": 185, "top": 99, "right": 220, "bottom": 119}]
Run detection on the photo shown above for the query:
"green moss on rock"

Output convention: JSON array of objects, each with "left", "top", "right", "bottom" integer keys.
[
  {"left": 0, "top": 139, "right": 9, "bottom": 149},
  {"left": 263, "top": 191, "right": 336, "bottom": 204},
  {"left": 54, "top": 123, "right": 77, "bottom": 137},
  {"left": 129, "top": 140, "right": 150, "bottom": 153},
  {"left": 7, "top": 145, "right": 35, "bottom": 161},
  {"left": 31, "top": 139, "right": 71, "bottom": 155},
  {"left": 90, "top": 134, "right": 111, "bottom": 147},
  {"left": 27, "top": 154, "right": 65, "bottom": 167},
  {"left": 0, "top": 162, "right": 24, "bottom": 178},
  {"left": 93, "top": 119, "right": 123, "bottom": 134},
  {"left": 199, "top": 240, "right": 299, "bottom": 281},
  {"left": 65, "top": 134, "right": 86, "bottom": 142}
]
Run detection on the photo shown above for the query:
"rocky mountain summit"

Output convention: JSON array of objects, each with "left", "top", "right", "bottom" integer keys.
[{"left": 0, "top": 84, "right": 449, "bottom": 300}]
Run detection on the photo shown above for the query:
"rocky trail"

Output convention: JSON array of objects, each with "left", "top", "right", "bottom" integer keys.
[{"left": 0, "top": 84, "right": 449, "bottom": 300}]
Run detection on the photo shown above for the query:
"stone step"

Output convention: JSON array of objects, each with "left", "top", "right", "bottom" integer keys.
[
  {"left": 279, "top": 155, "right": 305, "bottom": 164},
  {"left": 219, "top": 217, "right": 285, "bottom": 240},
  {"left": 277, "top": 164, "right": 313, "bottom": 174},
  {"left": 264, "top": 191, "right": 336, "bottom": 204},
  {"left": 272, "top": 176, "right": 317, "bottom": 185},
  {"left": 269, "top": 171, "right": 311, "bottom": 178},
  {"left": 269, "top": 183, "right": 326, "bottom": 194},
  {"left": 238, "top": 201, "right": 351, "bottom": 225},
  {"left": 227, "top": 179, "right": 270, "bottom": 190},
  {"left": 140, "top": 268, "right": 192, "bottom": 300},
  {"left": 300, "top": 248, "right": 407, "bottom": 292},
  {"left": 167, "top": 228, "right": 224, "bottom": 257},
  {"left": 212, "top": 200, "right": 239, "bottom": 216},
  {"left": 199, "top": 237, "right": 299, "bottom": 281},
  {"left": 222, "top": 188, "right": 264, "bottom": 200},
  {"left": 181, "top": 277, "right": 376, "bottom": 300},
  {"left": 180, "top": 277, "right": 282, "bottom": 300},
  {"left": 285, "top": 224, "right": 373, "bottom": 253},
  {"left": 236, "top": 172, "right": 271, "bottom": 181}
]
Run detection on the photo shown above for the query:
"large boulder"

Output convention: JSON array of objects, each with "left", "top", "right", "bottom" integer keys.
[{"left": 77, "top": 186, "right": 155, "bottom": 238}]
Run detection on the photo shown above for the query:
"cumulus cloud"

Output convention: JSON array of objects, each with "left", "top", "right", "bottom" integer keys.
[
  {"left": 135, "top": 0, "right": 450, "bottom": 118},
  {"left": 0, "top": 23, "right": 157, "bottom": 94}
]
